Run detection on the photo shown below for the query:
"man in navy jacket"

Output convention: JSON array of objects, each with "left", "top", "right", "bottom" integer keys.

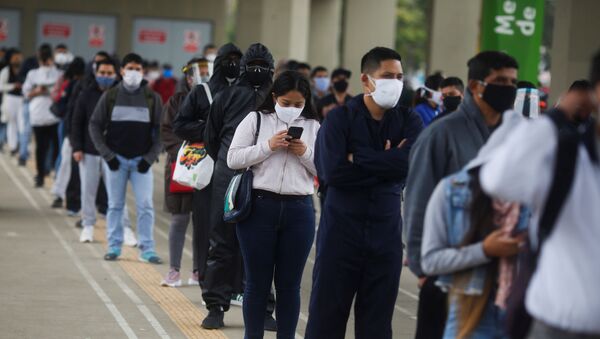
[{"left": 306, "top": 47, "right": 423, "bottom": 339}]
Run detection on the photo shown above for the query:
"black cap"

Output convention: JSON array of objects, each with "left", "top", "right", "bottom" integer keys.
[{"left": 331, "top": 67, "right": 351, "bottom": 79}]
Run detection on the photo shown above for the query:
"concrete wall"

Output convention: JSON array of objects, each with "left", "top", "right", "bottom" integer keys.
[
  {"left": 549, "top": 0, "right": 600, "bottom": 104},
  {"left": 236, "top": 0, "right": 310, "bottom": 63},
  {"left": 341, "top": 0, "right": 397, "bottom": 93},
  {"left": 0, "top": 0, "right": 228, "bottom": 56},
  {"left": 428, "top": 0, "right": 481, "bottom": 80},
  {"left": 308, "top": 0, "right": 343, "bottom": 71}
]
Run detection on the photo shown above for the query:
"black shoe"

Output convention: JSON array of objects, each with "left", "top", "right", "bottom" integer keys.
[
  {"left": 34, "top": 176, "right": 43, "bottom": 188},
  {"left": 75, "top": 219, "right": 83, "bottom": 228},
  {"left": 201, "top": 308, "right": 225, "bottom": 330},
  {"left": 18, "top": 158, "right": 26, "bottom": 167},
  {"left": 51, "top": 197, "right": 63, "bottom": 208},
  {"left": 264, "top": 314, "right": 277, "bottom": 332},
  {"left": 10, "top": 149, "right": 18, "bottom": 157}
]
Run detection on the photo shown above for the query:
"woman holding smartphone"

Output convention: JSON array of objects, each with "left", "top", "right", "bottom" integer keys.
[{"left": 227, "top": 70, "right": 320, "bottom": 339}]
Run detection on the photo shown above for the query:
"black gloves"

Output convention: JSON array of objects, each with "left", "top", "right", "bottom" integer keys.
[
  {"left": 137, "top": 159, "right": 151, "bottom": 173},
  {"left": 107, "top": 157, "right": 120, "bottom": 171}
]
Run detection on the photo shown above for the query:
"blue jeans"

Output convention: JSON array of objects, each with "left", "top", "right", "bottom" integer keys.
[
  {"left": 18, "top": 101, "right": 30, "bottom": 161},
  {"left": 103, "top": 155, "right": 155, "bottom": 254},
  {"left": 444, "top": 294, "right": 508, "bottom": 339},
  {"left": 236, "top": 192, "right": 315, "bottom": 339}
]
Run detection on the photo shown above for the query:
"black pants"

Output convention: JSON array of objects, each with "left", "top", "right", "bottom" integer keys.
[
  {"left": 415, "top": 276, "right": 447, "bottom": 339},
  {"left": 33, "top": 124, "right": 59, "bottom": 181},
  {"left": 96, "top": 177, "right": 108, "bottom": 215},
  {"left": 237, "top": 193, "right": 315, "bottom": 339},
  {"left": 65, "top": 158, "right": 81, "bottom": 212},
  {"left": 192, "top": 185, "right": 212, "bottom": 280},
  {"left": 305, "top": 215, "right": 403, "bottom": 339}
]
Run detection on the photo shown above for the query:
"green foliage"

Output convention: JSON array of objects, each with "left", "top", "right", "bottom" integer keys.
[{"left": 396, "top": 0, "right": 428, "bottom": 71}]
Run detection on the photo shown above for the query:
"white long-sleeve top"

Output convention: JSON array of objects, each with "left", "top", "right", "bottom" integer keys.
[
  {"left": 228, "top": 111, "right": 320, "bottom": 196},
  {"left": 481, "top": 116, "right": 600, "bottom": 334},
  {"left": 22, "top": 65, "right": 61, "bottom": 126},
  {"left": 0, "top": 67, "right": 16, "bottom": 93}
]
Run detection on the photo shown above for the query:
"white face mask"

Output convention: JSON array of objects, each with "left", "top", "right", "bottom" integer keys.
[
  {"left": 423, "top": 87, "right": 443, "bottom": 106},
  {"left": 367, "top": 77, "right": 404, "bottom": 109},
  {"left": 54, "top": 52, "right": 74, "bottom": 66},
  {"left": 206, "top": 53, "right": 217, "bottom": 62},
  {"left": 147, "top": 70, "right": 161, "bottom": 81},
  {"left": 275, "top": 102, "right": 304, "bottom": 125},
  {"left": 123, "top": 70, "right": 143, "bottom": 89}
]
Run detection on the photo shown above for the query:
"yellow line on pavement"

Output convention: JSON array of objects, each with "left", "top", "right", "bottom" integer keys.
[{"left": 95, "top": 222, "right": 228, "bottom": 339}]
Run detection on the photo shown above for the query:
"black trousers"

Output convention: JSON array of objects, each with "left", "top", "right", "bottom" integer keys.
[
  {"left": 65, "top": 158, "right": 81, "bottom": 212},
  {"left": 415, "top": 276, "right": 447, "bottom": 339},
  {"left": 33, "top": 124, "right": 59, "bottom": 181},
  {"left": 192, "top": 184, "right": 212, "bottom": 280}
]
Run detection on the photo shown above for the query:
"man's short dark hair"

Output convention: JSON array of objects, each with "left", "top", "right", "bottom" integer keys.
[
  {"left": 95, "top": 51, "right": 110, "bottom": 60},
  {"left": 311, "top": 66, "right": 328, "bottom": 78},
  {"left": 55, "top": 43, "right": 67, "bottom": 50},
  {"left": 331, "top": 67, "right": 352, "bottom": 79},
  {"left": 361, "top": 47, "right": 402, "bottom": 74},
  {"left": 121, "top": 53, "right": 143, "bottom": 67},
  {"left": 467, "top": 51, "right": 519, "bottom": 81},
  {"left": 203, "top": 43, "right": 216, "bottom": 53},
  {"left": 440, "top": 76, "right": 465, "bottom": 93},
  {"left": 96, "top": 59, "right": 116, "bottom": 71},
  {"left": 38, "top": 44, "right": 53, "bottom": 63},
  {"left": 297, "top": 62, "right": 311, "bottom": 71},
  {"left": 569, "top": 79, "right": 593, "bottom": 92},
  {"left": 590, "top": 50, "right": 600, "bottom": 87},
  {"left": 425, "top": 72, "right": 444, "bottom": 90}
]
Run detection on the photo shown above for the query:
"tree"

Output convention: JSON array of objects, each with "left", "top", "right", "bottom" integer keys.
[{"left": 395, "top": 0, "right": 428, "bottom": 72}]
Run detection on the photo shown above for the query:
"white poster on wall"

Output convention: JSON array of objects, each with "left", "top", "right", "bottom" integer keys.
[
  {"left": 0, "top": 9, "right": 21, "bottom": 48},
  {"left": 132, "top": 18, "right": 212, "bottom": 74},
  {"left": 37, "top": 11, "right": 116, "bottom": 59}
]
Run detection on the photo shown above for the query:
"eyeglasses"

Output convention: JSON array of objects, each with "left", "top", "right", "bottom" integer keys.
[{"left": 246, "top": 65, "right": 270, "bottom": 73}]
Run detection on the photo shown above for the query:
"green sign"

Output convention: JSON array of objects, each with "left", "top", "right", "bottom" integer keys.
[{"left": 480, "top": 0, "right": 545, "bottom": 83}]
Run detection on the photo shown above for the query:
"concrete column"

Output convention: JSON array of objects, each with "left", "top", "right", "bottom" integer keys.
[
  {"left": 236, "top": 0, "right": 310, "bottom": 63},
  {"left": 341, "top": 0, "right": 397, "bottom": 93},
  {"left": 308, "top": 0, "right": 342, "bottom": 70},
  {"left": 427, "top": 0, "right": 481, "bottom": 80},
  {"left": 549, "top": 0, "right": 600, "bottom": 104}
]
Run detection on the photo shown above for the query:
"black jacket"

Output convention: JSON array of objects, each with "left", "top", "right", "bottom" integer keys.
[
  {"left": 173, "top": 43, "right": 243, "bottom": 142},
  {"left": 70, "top": 81, "right": 106, "bottom": 155},
  {"left": 204, "top": 43, "right": 275, "bottom": 164}
]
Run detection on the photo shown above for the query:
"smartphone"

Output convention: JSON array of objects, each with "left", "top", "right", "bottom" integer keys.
[{"left": 287, "top": 126, "right": 304, "bottom": 140}]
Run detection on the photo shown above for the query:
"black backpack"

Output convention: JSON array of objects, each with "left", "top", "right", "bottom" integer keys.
[{"left": 505, "top": 110, "right": 598, "bottom": 339}]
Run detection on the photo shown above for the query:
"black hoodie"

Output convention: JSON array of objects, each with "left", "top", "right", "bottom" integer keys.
[
  {"left": 204, "top": 43, "right": 275, "bottom": 164},
  {"left": 173, "top": 43, "right": 243, "bottom": 142}
]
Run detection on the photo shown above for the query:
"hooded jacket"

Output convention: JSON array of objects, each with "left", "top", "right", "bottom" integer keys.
[
  {"left": 173, "top": 43, "right": 243, "bottom": 142},
  {"left": 204, "top": 43, "right": 274, "bottom": 164}
]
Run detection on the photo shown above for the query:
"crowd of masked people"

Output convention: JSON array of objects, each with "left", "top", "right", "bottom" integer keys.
[{"left": 1, "top": 39, "right": 599, "bottom": 339}]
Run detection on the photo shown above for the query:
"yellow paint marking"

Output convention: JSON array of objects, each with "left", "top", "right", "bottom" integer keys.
[{"left": 95, "top": 222, "right": 228, "bottom": 339}]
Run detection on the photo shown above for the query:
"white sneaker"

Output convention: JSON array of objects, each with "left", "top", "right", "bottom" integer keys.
[
  {"left": 79, "top": 226, "right": 94, "bottom": 243},
  {"left": 124, "top": 227, "right": 138, "bottom": 247}
]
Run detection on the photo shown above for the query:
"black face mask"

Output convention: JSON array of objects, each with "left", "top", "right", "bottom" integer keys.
[
  {"left": 223, "top": 61, "right": 240, "bottom": 79},
  {"left": 245, "top": 67, "right": 271, "bottom": 87},
  {"left": 333, "top": 79, "right": 348, "bottom": 93},
  {"left": 481, "top": 83, "right": 517, "bottom": 113},
  {"left": 443, "top": 96, "right": 462, "bottom": 112}
]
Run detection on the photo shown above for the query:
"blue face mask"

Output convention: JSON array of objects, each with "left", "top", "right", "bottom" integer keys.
[
  {"left": 163, "top": 69, "right": 173, "bottom": 78},
  {"left": 96, "top": 76, "right": 116, "bottom": 90},
  {"left": 314, "top": 77, "right": 330, "bottom": 93}
]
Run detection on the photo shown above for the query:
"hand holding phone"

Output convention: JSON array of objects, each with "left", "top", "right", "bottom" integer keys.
[{"left": 287, "top": 126, "right": 304, "bottom": 140}]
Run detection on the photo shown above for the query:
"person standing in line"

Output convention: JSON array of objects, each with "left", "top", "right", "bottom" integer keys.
[
  {"left": 413, "top": 73, "right": 444, "bottom": 127},
  {"left": 159, "top": 59, "right": 197, "bottom": 287},
  {"left": 228, "top": 70, "right": 320, "bottom": 339},
  {"left": 89, "top": 53, "right": 163, "bottom": 264},
  {"left": 200, "top": 43, "right": 275, "bottom": 330},
  {"left": 173, "top": 43, "right": 243, "bottom": 287},
  {"left": 16, "top": 49, "right": 41, "bottom": 166},
  {"left": 22, "top": 44, "right": 61, "bottom": 187},
  {"left": 405, "top": 51, "right": 518, "bottom": 339},
  {"left": 71, "top": 58, "right": 135, "bottom": 244},
  {"left": 316, "top": 67, "right": 352, "bottom": 119},
  {"left": 0, "top": 49, "right": 24, "bottom": 156},
  {"left": 433, "top": 76, "right": 465, "bottom": 122},
  {"left": 306, "top": 47, "right": 423, "bottom": 339}
]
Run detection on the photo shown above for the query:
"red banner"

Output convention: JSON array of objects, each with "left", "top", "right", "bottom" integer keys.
[
  {"left": 88, "top": 24, "right": 105, "bottom": 47},
  {"left": 138, "top": 29, "right": 167, "bottom": 44},
  {"left": 43, "top": 23, "right": 71, "bottom": 38}
]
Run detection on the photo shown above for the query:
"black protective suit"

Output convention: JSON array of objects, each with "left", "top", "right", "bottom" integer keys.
[
  {"left": 202, "top": 43, "right": 274, "bottom": 311},
  {"left": 173, "top": 43, "right": 243, "bottom": 283}
]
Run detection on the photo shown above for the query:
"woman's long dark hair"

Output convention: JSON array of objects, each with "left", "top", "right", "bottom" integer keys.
[
  {"left": 256, "top": 70, "right": 318, "bottom": 120},
  {"left": 64, "top": 57, "right": 86, "bottom": 81}
]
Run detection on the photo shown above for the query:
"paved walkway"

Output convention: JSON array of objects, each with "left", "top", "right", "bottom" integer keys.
[{"left": 0, "top": 152, "right": 418, "bottom": 338}]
